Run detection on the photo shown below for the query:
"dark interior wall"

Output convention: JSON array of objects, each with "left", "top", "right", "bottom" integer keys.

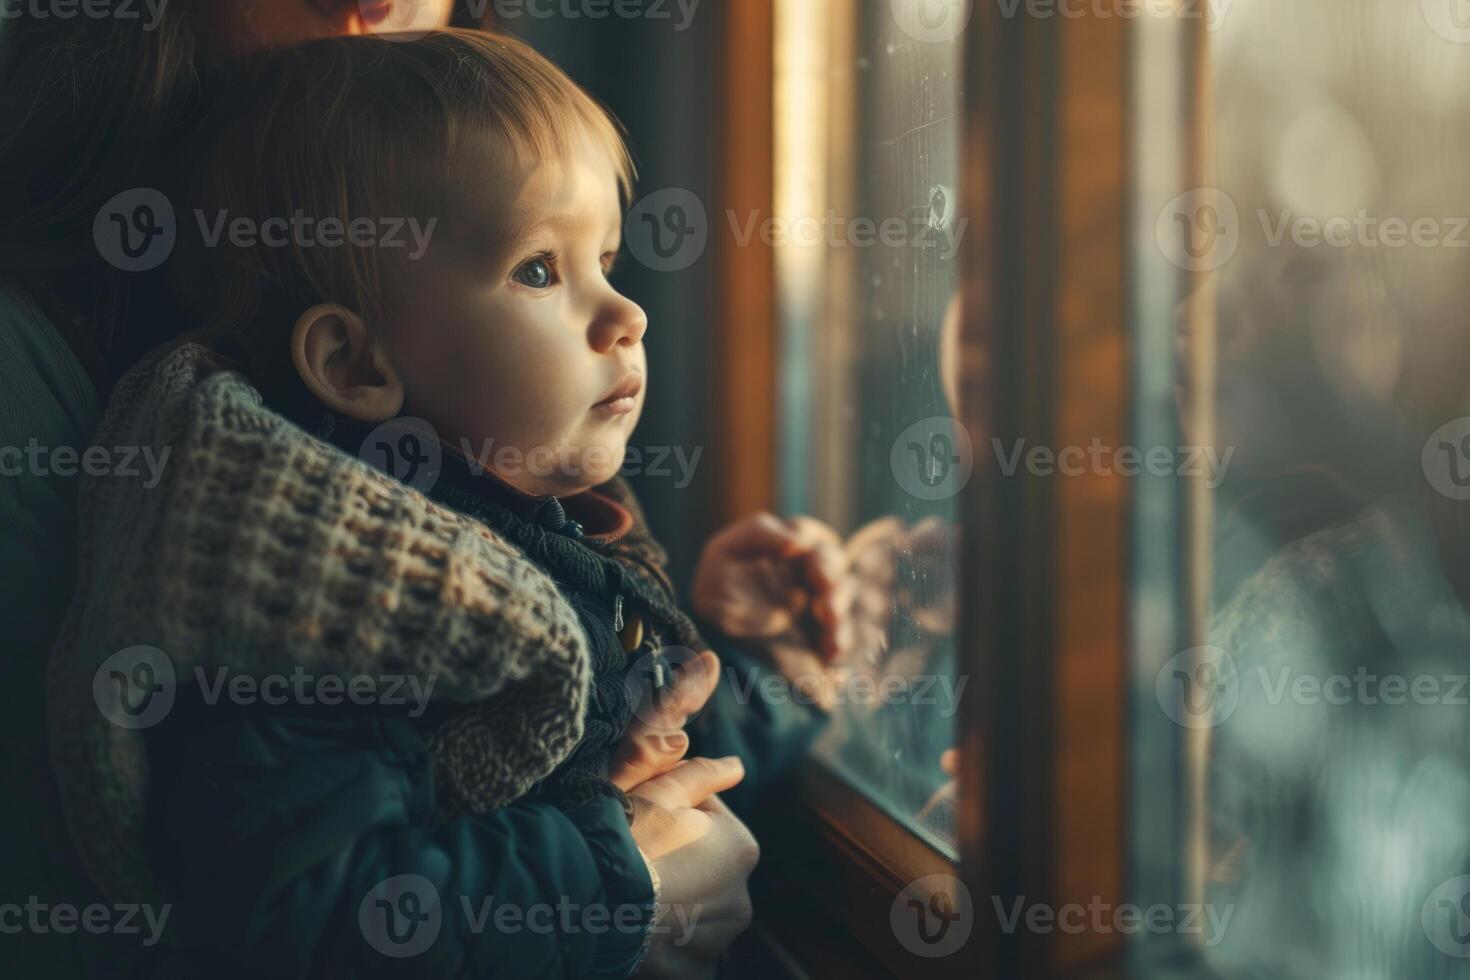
[{"left": 499, "top": 5, "right": 721, "bottom": 596}]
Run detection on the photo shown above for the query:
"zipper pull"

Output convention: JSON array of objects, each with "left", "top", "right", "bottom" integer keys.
[{"left": 613, "top": 594, "right": 625, "bottom": 632}]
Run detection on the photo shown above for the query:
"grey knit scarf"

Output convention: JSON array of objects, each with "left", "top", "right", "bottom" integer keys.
[{"left": 48, "top": 343, "right": 592, "bottom": 910}]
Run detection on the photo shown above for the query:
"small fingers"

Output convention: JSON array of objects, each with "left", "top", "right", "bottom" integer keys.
[
  {"left": 844, "top": 515, "right": 906, "bottom": 561},
  {"left": 809, "top": 573, "right": 861, "bottom": 663},
  {"left": 785, "top": 514, "right": 842, "bottom": 545},
  {"left": 907, "top": 516, "right": 956, "bottom": 558},
  {"left": 802, "top": 539, "right": 847, "bottom": 589},
  {"left": 719, "top": 512, "right": 806, "bottom": 560},
  {"left": 628, "top": 649, "right": 722, "bottom": 737},
  {"left": 610, "top": 730, "right": 690, "bottom": 792}
]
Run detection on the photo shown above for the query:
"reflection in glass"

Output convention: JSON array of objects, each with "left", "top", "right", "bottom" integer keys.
[
  {"left": 774, "top": 0, "right": 964, "bottom": 857},
  {"left": 1150, "top": 1, "right": 1470, "bottom": 976}
]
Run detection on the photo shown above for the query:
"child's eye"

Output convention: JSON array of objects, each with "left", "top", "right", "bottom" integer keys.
[
  {"left": 602, "top": 252, "right": 622, "bottom": 278},
  {"left": 513, "top": 256, "right": 555, "bottom": 289}
]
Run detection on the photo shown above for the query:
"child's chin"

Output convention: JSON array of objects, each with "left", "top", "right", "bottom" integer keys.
[{"left": 566, "top": 443, "right": 627, "bottom": 490}]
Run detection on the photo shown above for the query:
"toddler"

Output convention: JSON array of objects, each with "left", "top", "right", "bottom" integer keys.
[
  {"left": 47, "top": 27, "right": 743, "bottom": 974},
  {"left": 172, "top": 27, "right": 706, "bottom": 815}
]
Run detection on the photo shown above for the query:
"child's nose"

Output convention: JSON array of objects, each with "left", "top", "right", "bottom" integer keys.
[{"left": 591, "top": 293, "right": 648, "bottom": 352}]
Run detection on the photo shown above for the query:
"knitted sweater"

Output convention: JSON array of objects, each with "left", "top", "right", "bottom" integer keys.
[
  {"left": 316, "top": 413, "right": 706, "bottom": 814},
  {"left": 46, "top": 342, "right": 690, "bottom": 910}
]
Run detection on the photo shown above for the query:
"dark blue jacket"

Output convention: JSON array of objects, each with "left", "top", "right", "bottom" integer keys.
[
  {"left": 131, "top": 419, "right": 825, "bottom": 977},
  {"left": 135, "top": 649, "right": 820, "bottom": 979},
  {"left": 142, "top": 695, "right": 655, "bottom": 979}
]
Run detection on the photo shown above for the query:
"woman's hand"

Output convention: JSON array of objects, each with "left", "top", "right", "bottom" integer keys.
[
  {"left": 610, "top": 651, "right": 758, "bottom": 978},
  {"left": 626, "top": 757, "right": 760, "bottom": 980}
]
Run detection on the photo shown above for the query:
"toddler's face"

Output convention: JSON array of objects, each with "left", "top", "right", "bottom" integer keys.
[{"left": 384, "top": 136, "right": 648, "bottom": 497}]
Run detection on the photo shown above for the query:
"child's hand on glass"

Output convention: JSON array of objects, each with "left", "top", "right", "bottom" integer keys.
[
  {"left": 690, "top": 514, "right": 853, "bottom": 701},
  {"left": 843, "top": 514, "right": 959, "bottom": 670}
]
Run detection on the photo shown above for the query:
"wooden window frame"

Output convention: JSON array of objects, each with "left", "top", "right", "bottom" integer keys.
[{"left": 714, "top": 2, "right": 1216, "bottom": 977}]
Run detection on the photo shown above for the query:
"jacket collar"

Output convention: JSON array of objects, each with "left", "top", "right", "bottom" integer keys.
[
  {"left": 439, "top": 439, "right": 633, "bottom": 544},
  {"left": 306, "top": 410, "right": 632, "bottom": 544}
]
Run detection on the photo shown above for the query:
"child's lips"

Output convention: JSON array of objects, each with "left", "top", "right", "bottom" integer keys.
[
  {"left": 593, "top": 395, "right": 639, "bottom": 417},
  {"left": 593, "top": 374, "right": 644, "bottom": 416}
]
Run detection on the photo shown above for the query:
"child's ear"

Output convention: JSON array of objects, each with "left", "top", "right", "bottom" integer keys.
[{"left": 290, "top": 304, "right": 404, "bottom": 423}]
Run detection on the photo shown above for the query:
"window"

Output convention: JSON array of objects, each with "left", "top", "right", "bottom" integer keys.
[
  {"left": 773, "top": 0, "right": 965, "bottom": 859},
  {"left": 722, "top": 1, "right": 1469, "bottom": 976}
]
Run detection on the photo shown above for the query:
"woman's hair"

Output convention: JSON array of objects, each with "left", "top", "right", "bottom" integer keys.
[
  {"left": 172, "top": 28, "right": 637, "bottom": 401},
  {"left": 0, "top": 2, "right": 203, "bottom": 379},
  {"left": 0, "top": 1, "right": 493, "bottom": 387}
]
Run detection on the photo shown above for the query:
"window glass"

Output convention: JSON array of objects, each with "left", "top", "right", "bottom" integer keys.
[{"left": 775, "top": 0, "right": 965, "bottom": 857}]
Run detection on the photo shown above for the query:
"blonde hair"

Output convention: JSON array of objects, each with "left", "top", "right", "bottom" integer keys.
[{"left": 175, "top": 28, "right": 637, "bottom": 396}]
